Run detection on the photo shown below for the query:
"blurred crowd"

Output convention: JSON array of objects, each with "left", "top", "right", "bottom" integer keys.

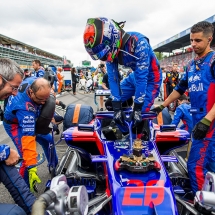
[{"left": 158, "top": 63, "right": 185, "bottom": 101}]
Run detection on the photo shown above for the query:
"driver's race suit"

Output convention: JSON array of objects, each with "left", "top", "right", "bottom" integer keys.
[
  {"left": 3, "top": 77, "right": 58, "bottom": 185},
  {"left": 106, "top": 32, "right": 161, "bottom": 111},
  {"left": 174, "top": 51, "right": 215, "bottom": 193},
  {"left": 0, "top": 145, "right": 35, "bottom": 215}
]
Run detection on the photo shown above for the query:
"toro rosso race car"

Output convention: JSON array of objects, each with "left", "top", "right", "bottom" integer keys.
[{"left": 32, "top": 94, "right": 215, "bottom": 215}]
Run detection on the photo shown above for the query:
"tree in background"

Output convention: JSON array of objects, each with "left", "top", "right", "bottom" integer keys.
[{"left": 155, "top": 52, "right": 165, "bottom": 61}]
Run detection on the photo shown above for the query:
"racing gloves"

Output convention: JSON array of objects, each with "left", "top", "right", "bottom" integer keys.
[
  {"left": 59, "top": 101, "right": 66, "bottom": 109},
  {"left": 151, "top": 105, "right": 165, "bottom": 114},
  {"left": 192, "top": 118, "right": 211, "bottom": 140},
  {"left": 112, "top": 101, "right": 126, "bottom": 126},
  {"left": 129, "top": 103, "right": 143, "bottom": 128},
  {"left": 28, "top": 167, "right": 41, "bottom": 193}
]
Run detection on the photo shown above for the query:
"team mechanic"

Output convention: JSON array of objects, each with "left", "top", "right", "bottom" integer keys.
[
  {"left": 3, "top": 76, "right": 58, "bottom": 191},
  {"left": 152, "top": 21, "right": 215, "bottom": 194},
  {"left": 35, "top": 64, "right": 66, "bottom": 125},
  {"left": 0, "top": 58, "right": 35, "bottom": 215},
  {"left": 83, "top": 17, "right": 161, "bottom": 128},
  {"left": 171, "top": 94, "right": 193, "bottom": 136},
  {"left": 32, "top": 59, "right": 45, "bottom": 77}
]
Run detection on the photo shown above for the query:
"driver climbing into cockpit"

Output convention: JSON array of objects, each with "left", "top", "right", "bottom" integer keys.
[{"left": 83, "top": 17, "right": 162, "bottom": 131}]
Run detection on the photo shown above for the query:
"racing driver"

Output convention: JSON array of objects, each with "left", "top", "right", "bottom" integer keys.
[{"left": 83, "top": 17, "right": 161, "bottom": 128}]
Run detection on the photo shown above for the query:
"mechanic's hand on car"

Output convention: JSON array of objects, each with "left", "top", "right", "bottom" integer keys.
[
  {"left": 112, "top": 101, "right": 126, "bottom": 126},
  {"left": 129, "top": 103, "right": 143, "bottom": 128},
  {"left": 151, "top": 105, "right": 165, "bottom": 114},
  {"left": 5, "top": 148, "right": 20, "bottom": 166},
  {"left": 192, "top": 118, "right": 211, "bottom": 140},
  {"left": 59, "top": 101, "right": 66, "bottom": 109},
  {"left": 28, "top": 167, "right": 41, "bottom": 193}
]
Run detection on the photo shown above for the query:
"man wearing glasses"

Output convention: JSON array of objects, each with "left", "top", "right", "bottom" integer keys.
[
  {"left": 0, "top": 69, "right": 21, "bottom": 98},
  {"left": 0, "top": 58, "right": 35, "bottom": 215},
  {"left": 3, "top": 76, "right": 58, "bottom": 194}
]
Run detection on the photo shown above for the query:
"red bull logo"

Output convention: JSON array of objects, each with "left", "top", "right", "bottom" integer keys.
[
  {"left": 188, "top": 74, "right": 201, "bottom": 83},
  {"left": 189, "top": 83, "right": 203, "bottom": 92}
]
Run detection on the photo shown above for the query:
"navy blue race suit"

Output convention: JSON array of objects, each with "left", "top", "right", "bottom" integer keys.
[
  {"left": 174, "top": 51, "right": 215, "bottom": 193},
  {"left": 106, "top": 32, "right": 162, "bottom": 112},
  {"left": 0, "top": 145, "right": 35, "bottom": 215}
]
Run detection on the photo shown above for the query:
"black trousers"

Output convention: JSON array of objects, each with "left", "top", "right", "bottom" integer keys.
[
  {"left": 166, "top": 84, "right": 173, "bottom": 97},
  {"left": 72, "top": 82, "right": 76, "bottom": 93}
]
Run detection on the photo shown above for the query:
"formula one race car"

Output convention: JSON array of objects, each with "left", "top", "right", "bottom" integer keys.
[{"left": 32, "top": 110, "right": 215, "bottom": 215}]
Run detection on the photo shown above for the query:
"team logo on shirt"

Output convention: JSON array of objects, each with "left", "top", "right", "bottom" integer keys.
[
  {"left": 188, "top": 73, "right": 203, "bottom": 92},
  {"left": 129, "top": 36, "right": 137, "bottom": 54},
  {"left": 26, "top": 102, "right": 36, "bottom": 113},
  {"left": 23, "top": 115, "right": 35, "bottom": 124},
  {"left": 189, "top": 83, "right": 203, "bottom": 92},
  {"left": 188, "top": 74, "right": 201, "bottom": 83}
]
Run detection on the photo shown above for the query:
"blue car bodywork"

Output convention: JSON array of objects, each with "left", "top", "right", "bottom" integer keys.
[{"left": 60, "top": 111, "right": 190, "bottom": 215}]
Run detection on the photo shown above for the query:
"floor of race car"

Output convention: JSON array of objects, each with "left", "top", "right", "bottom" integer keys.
[{"left": 0, "top": 91, "right": 187, "bottom": 204}]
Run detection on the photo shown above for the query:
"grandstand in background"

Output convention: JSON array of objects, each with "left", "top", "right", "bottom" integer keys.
[
  {"left": 0, "top": 33, "right": 64, "bottom": 69},
  {"left": 153, "top": 15, "right": 215, "bottom": 70}
]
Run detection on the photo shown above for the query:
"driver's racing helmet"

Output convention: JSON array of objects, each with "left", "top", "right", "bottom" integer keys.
[{"left": 83, "top": 17, "right": 122, "bottom": 62}]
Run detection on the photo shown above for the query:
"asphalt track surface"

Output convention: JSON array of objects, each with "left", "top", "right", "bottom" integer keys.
[{"left": 0, "top": 90, "right": 168, "bottom": 204}]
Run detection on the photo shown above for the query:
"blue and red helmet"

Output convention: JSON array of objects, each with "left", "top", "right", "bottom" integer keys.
[{"left": 83, "top": 17, "right": 122, "bottom": 62}]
